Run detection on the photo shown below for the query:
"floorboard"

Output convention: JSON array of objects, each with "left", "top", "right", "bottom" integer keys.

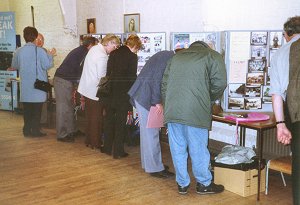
[{"left": 0, "top": 111, "right": 292, "bottom": 205}]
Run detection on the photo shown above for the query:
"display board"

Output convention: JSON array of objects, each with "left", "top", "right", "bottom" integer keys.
[
  {"left": 0, "top": 70, "right": 18, "bottom": 111},
  {"left": 170, "top": 32, "right": 222, "bottom": 53},
  {"left": 135, "top": 32, "right": 166, "bottom": 75},
  {"left": 224, "top": 30, "right": 284, "bottom": 112}
]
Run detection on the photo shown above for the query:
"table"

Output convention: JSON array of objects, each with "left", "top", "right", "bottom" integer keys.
[{"left": 212, "top": 112, "right": 276, "bottom": 201}]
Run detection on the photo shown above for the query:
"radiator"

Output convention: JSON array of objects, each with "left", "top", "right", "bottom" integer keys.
[{"left": 262, "top": 128, "right": 291, "bottom": 160}]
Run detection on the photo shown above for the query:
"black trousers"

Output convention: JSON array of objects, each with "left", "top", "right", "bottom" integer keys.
[
  {"left": 103, "top": 103, "right": 129, "bottom": 157},
  {"left": 22, "top": 102, "right": 43, "bottom": 135},
  {"left": 291, "top": 121, "right": 300, "bottom": 205}
]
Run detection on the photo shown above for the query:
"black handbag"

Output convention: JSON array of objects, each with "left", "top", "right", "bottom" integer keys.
[
  {"left": 34, "top": 79, "right": 52, "bottom": 92},
  {"left": 96, "top": 76, "right": 111, "bottom": 98},
  {"left": 33, "top": 46, "right": 52, "bottom": 92}
]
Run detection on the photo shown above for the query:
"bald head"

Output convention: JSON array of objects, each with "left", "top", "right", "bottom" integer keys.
[{"left": 35, "top": 33, "right": 44, "bottom": 47}]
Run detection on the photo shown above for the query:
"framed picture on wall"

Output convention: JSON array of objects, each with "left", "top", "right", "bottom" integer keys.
[
  {"left": 87, "top": 18, "right": 96, "bottom": 34},
  {"left": 124, "top": 13, "right": 140, "bottom": 33}
]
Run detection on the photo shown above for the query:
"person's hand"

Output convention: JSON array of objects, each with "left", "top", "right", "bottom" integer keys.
[
  {"left": 276, "top": 123, "right": 292, "bottom": 145},
  {"left": 155, "top": 104, "right": 163, "bottom": 114},
  {"left": 48, "top": 48, "right": 57, "bottom": 56}
]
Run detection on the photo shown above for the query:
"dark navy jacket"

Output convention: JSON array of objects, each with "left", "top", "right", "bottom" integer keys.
[{"left": 128, "top": 50, "right": 175, "bottom": 110}]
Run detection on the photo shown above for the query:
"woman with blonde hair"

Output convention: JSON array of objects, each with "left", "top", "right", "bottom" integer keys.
[{"left": 78, "top": 34, "right": 120, "bottom": 149}]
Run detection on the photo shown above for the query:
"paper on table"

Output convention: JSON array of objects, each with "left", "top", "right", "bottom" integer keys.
[{"left": 146, "top": 106, "right": 164, "bottom": 128}]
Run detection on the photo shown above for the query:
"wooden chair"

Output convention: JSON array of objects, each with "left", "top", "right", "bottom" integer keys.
[{"left": 265, "top": 156, "right": 292, "bottom": 195}]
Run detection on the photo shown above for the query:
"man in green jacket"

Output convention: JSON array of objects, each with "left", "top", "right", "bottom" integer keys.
[{"left": 161, "top": 41, "right": 227, "bottom": 195}]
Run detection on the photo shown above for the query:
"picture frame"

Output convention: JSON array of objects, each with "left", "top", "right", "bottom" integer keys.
[
  {"left": 251, "top": 45, "right": 267, "bottom": 58},
  {"left": 245, "top": 98, "right": 262, "bottom": 110},
  {"left": 124, "top": 13, "right": 140, "bottom": 33},
  {"left": 250, "top": 31, "right": 267, "bottom": 45},
  {"left": 228, "top": 97, "right": 245, "bottom": 110},
  {"left": 245, "top": 85, "right": 261, "bottom": 97},
  {"left": 87, "top": 18, "right": 96, "bottom": 34},
  {"left": 269, "top": 31, "right": 283, "bottom": 49},
  {"left": 248, "top": 59, "right": 266, "bottom": 72},
  {"left": 262, "top": 85, "right": 272, "bottom": 103},
  {"left": 228, "top": 83, "right": 245, "bottom": 97},
  {"left": 246, "top": 72, "right": 264, "bottom": 86}
]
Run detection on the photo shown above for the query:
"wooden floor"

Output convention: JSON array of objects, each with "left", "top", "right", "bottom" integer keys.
[{"left": 0, "top": 111, "right": 292, "bottom": 205}]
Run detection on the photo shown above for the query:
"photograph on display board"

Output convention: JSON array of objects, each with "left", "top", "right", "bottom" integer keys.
[
  {"left": 250, "top": 31, "right": 267, "bottom": 45},
  {"left": 173, "top": 33, "right": 190, "bottom": 49},
  {"left": 262, "top": 86, "right": 272, "bottom": 103},
  {"left": 0, "top": 52, "right": 13, "bottom": 70},
  {"left": 189, "top": 33, "right": 217, "bottom": 50},
  {"left": 245, "top": 98, "right": 262, "bottom": 110},
  {"left": 248, "top": 59, "right": 266, "bottom": 72},
  {"left": 246, "top": 72, "right": 264, "bottom": 85},
  {"left": 251, "top": 45, "right": 267, "bottom": 58},
  {"left": 228, "top": 97, "right": 245, "bottom": 110},
  {"left": 269, "top": 31, "right": 283, "bottom": 49},
  {"left": 87, "top": 18, "right": 96, "bottom": 34},
  {"left": 228, "top": 83, "right": 245, "bottom": 97},
  {"left": 245, "top": 85, "right": 261, "bottom": 97},
  {"left": 153, "top": 34, "right": 164, "bottom": 53},
  {"left": 265, "top": 67, "right": 271, "bottom": 85}
]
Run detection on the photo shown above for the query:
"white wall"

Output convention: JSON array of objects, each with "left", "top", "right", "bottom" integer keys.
[
  {"left": 4, "top": 0, "right": 300, "bottom": 77},
  {"left": 78, "top": 0, "right": 300, "bottom": 49}
]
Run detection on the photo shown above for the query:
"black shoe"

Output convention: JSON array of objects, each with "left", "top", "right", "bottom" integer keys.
[
  {"left": 150, "top": 169, "right": 175, "bottom": 179},
  {"left": 23, "top": 131, "right": 32, "bottom": 137},
  {"left": 57, "top": 135, "right": 75, "bottom": 143},
  {"left": 113, "top": 152, "right": 129, "bottom": 159},
  {"left": 31, "top": 131, "right": 47, "bottom": 137},
  {"left": 177, "top": 183, "right": 190, "bottom": 195},
  {"left": 196, "top": 182, "right": 224, "bottom": 195},
  {"left": 99, "top": 146, "right": 112, "bottom": 155},
  {"left": 72, "top": 130, "right": 85, "bottom": 137}
]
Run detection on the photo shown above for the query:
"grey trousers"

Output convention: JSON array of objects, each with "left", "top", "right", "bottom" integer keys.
[
  {"left": 135, "top": 100, "right": 164, "bottom": 173},
  {"left": 54, "top": 76, "right": 76, "bottom": 139}
]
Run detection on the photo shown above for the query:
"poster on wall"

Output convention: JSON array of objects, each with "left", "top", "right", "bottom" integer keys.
[
  {"left": 0, "top": 71, "right": 18, "bottom": 111},
  {"left": 136, "top": 32, "right": 166, "bottom": 75},
  {"left": 0, "top": 12, "right": 16, "bottom": 52}
]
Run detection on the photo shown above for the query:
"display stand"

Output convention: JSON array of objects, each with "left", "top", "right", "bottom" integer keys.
[{"left": 224, "top": 30, "right": 284, "bottom": 112}]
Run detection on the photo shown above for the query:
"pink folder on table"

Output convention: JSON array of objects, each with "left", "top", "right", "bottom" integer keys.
[{"left": 146, "top": 106, "right": 164, "bottom": 128}]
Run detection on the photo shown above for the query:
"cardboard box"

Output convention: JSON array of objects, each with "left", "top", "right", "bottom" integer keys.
[{"left": 214, "top": 166, "right": 265, "bottom": 197}]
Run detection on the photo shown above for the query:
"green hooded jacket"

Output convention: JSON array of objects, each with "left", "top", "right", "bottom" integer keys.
[{"left": 161, "top": 41, "right": 227, "bottom": 130}]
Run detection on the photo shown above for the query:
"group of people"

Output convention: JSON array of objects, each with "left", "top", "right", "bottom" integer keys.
[{"left": 11, "top": 15, "right": 300, "bottom": 200}]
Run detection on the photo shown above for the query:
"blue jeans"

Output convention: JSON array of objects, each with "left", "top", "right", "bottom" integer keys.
[{"left": 167, "top": 122, "right": 212, "bottom": 187}]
